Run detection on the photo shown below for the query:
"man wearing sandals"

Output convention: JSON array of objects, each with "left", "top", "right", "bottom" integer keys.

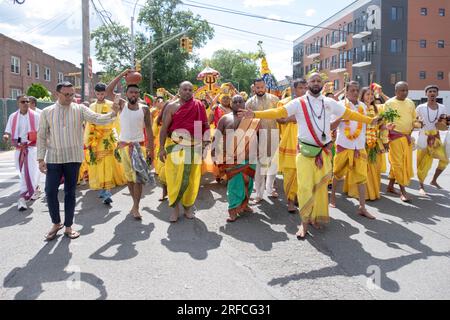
[{"left": 37, "top": 82, "right": 120, "bottom": 240}]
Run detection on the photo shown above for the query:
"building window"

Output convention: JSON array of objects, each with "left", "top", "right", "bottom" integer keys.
[
  {"left": 372, "top": 41, "right": 377, "bottom": 54},
  {"left": 44, "top": 67, "right": 51, "bottom": 81},
  {"left": 390, "top": 72, "right": 402, "bottom": 85},
  {"left": 11, "top": 88, "right": 22, "bottom": 99},
  {"left": 420, "top": 40, "right": 427, "bottom": 48},
  {"left": 11, "top": 56, "right": 20, "bottom": 74},
  {"left": 438, "top": 40, "right": 445, "bottom": 48},
  {"left": 325, "top": 34, "right": 330, "bottom": 46},
  {"left": 420, "top": 8, "right": 427, "bottom": 16},
  {"left": 390, "top": 39, "right": 403, "bottom": 53},
  {"left": 58, "top": 72, "right": 64, "bottom": 83},
  {"left": 437, "top": 71, "right": 444, "bottom": 80},
  {"left": 391, "top": 7, "right": 403, "bottom": 20},
  {"left": 419, "top": 71, "right": 426, "bottom": 80},
  {"left": 27, "top": 61, "right": 32, "bottom": 77},
  {"left": 439, "top": 8, "right": 445, "bottom": 17},
  {"left": 35, "top": 64, "right": 40, "bottom": 79},
  {"left": 333, "top": 80, "right": 339, "bottom": 90}
]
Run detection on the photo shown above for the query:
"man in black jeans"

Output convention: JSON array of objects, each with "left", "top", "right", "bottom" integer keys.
[{"left": 37, "top": 82, "right": 119, "bottom": 240}]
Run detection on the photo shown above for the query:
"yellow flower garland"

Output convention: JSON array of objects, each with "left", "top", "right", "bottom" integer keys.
[{"left": 344, "top": 101, "right": 364, "bottom": 141}]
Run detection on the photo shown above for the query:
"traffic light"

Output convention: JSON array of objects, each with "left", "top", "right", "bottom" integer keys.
[
  {"left": 187, "top": 38, "right": 193, "bottom": 53},
  {"left": 180, "top": 37, "right": 188, "bottom": 51},
  {"left": 135, "top": 60, "right": 142, "bottom": 72}
]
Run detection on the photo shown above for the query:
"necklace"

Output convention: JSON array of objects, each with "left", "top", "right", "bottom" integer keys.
[
  {"left": 426, "top": 104, "right": 439, "bottom": 124},
  {"left": 306, "top": 96, "right": 327, "bottom": 141},
  {"left": 344, "top": 100, "right": 364, "bottom": 141}
]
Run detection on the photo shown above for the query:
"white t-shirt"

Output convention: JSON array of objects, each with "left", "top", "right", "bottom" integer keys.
[
  {"left": 416, "top": 103, "right": 447, "bottom": 131},
  {"left": 284, "top": 92, "right": 347, "bottom": 146},
  {"left": 334, "top": 100, "right": 367, "bottom": 150}
]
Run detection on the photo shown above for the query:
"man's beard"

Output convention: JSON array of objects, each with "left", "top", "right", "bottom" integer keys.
[
  {"left": 256, "top": 92, "right": 265, "bottom": 97},
  {"left": 128, "top": 97, "right": 138, "bottom": 105},
  {"left": 309, "top": 86, "right": 323, "bottom": 95}
]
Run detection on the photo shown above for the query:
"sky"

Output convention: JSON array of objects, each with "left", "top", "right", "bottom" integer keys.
[{"left": 0, "top": 0, "right": 355, "bottom": 80}]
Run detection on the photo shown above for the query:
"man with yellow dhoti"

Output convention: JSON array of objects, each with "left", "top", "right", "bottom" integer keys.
[
  {"left": 385, "top": 82, "right": 416, "bottom": 202},
  {"left": 239, "top": 73, "right": 376, "bottom": 239},
  {"left": 416, "top": 85, "right": 448, "bottom": 195},
  {"left": 345, "top": 87, "right": 388, "bottom": 201},
  {"left": 277, "top": 79, "right": 307, "bottom": 213},
  {"left": 159, "top": 82, "right": 209, "bottom": 223},
  {"left": 330, "top": 81, "right": 375, "bottom": 219},
  {"left": 84, "top": 83, "right": 126, "bottom": 204},
  {"left": 213, "top": 95, "right": 260, "bottom": 222}
]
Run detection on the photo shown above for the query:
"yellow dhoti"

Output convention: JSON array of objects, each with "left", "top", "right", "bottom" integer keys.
[
  {"left": 417, "top": 130, "right": 449, "bottom": 183},
  {"left": 388, "top": 136, "right": 413, "bottom": 187},
  {"left": 165, "top": 139, "right": 202, "bottom": 208},
  {"left": 297, "top": 152, "right": 333, "bottom": 224},
  {"left": 346, "top": 152, "right": 384, "bottom": 200},
  {"left": 279, "top": 122, "right": 298, "bottom": 202},
  {"left": 334, "top": 148, "right": 368, "bottom": 185}
]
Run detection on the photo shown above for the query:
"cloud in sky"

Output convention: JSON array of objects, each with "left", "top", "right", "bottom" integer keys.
[
  {"left": 305, "top": 9, "right": 317, "bottom": 17},
  {"left": 243, "top": 0, "right": 294, "bottom": 8}
]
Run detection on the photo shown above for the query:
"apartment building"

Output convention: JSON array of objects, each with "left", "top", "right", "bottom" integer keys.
[
  {"left": 0, "top": 33, "right": 85, "bottom": 99},
  {"left": 293, "top": 0, "right": 450, "bottom": 106}
]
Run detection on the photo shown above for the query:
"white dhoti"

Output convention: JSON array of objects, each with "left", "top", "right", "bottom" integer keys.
[{"left": 14, "top": 146, "right": 39, "bottom": 200}]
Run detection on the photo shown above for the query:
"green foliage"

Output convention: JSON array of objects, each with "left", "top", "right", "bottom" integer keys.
[
  {"left": 379, "top": 108, "right": 400, "bottom": 123},
  {"left": 27, "top": 83, "right": 50, "bottom": 99},
  {"left": 207, "top": 49, "right": 259, "bottom": 93},
  {"left": 91, "top": 0, "right": 214, "bottom": 93}
]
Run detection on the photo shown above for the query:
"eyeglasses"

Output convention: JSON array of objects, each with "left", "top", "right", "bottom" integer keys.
[
  {"left": 19, "top": 101, "right": 30, "bottom": 104},
  {"left": 61, "top": 93, "right": 75, "bottom": 97}
]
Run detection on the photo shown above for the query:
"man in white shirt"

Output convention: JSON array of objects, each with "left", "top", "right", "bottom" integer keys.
[
  {"left": 329, "top": 81, "right": 375, "bottom": 219},
  {"left": 240, "top": 73, "right": 376, "bottom": 239},
  {"left": 416, "top": 85, "right": 448, "bottom": 195},
  {"left": 2, "top": 95, "right": 41, "bottom": 210}
]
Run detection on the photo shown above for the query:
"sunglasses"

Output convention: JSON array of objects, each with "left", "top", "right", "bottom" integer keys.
[{"left": 19, "top": 101, "right": 30, "bottom": 104}]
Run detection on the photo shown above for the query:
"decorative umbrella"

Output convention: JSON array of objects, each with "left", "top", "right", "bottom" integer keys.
[{"left": 197, "top": 66, "right": 221, "bottom": 92}]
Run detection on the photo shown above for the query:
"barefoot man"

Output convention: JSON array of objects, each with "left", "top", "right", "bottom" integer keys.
[
  {"left": 106, "top": 71, "right": 154, "bottom": 219},
  {"left": 416, "top": 85, "right": 448, "bottom": 194},
  {"left": 239, "top": 73, "right": 377, "bottom": 239},
  {"left": 159, "top": 82, "right": 209, "bottom": 223},
  {"left": 385, "top": 82, "right": 416, "bottom": 202},
  {"left": 212, "top": 95, "right": 260, "bottom": 222},
  {"left": 330, "top": 81, "right": 375, "bottom": 219}
]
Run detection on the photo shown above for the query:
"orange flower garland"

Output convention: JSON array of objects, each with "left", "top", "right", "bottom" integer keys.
[{"left": 344, "top": 100, "right": 365, "bottom": 141}]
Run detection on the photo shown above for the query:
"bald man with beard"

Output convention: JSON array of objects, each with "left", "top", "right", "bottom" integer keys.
[
  {"left": 159, "top": 81, "right": 210, "bottom": 223},
  {"left": 239, "top": 73, "right": 378, "bottom": 239}
]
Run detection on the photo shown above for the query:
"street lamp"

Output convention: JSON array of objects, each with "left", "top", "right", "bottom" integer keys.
[{"left": 130, "top": 0, "right": 141, "bottom": 68}]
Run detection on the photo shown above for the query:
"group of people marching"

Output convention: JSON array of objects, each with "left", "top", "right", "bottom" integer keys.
[{"left": 2, "top": 70, "right": 449, "bottom": 241}]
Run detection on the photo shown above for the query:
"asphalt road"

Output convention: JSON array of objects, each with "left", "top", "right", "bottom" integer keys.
[{"left": 0, "top": 138, "right": 449, "bottom": 300}]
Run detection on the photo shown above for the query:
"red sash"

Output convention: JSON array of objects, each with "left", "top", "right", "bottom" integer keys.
[{"left": 11, "top": 110, "right": 37, "bottom": 146}]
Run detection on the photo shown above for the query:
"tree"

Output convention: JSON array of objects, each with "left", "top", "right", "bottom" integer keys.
[
  {"left": 207, "top": 49, "right": 259, "bottom": 93},
  {"left": 27, "top": 83, "right": 50, "bottom": 99},
  {"left": 91, "top": 0, "right": 214, "bottom": 93}
]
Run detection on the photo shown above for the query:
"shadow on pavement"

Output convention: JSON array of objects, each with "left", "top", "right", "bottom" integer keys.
[
  {"left": 3, "top": 238, "right": 107, "bottom": 300},
  {"left": 153, "top": 209, "right": 223, "bottom": 260},
  {"left": 90, "top": 216, "right": 154, "bottom": 261}
]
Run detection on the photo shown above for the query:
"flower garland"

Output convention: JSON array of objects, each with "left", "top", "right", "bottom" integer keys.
[
  {"left": 344, "top": 100, "right": 364, "bottom": 141},
  {"left": 366, "top": 105, "right": 378, "bottom": 149}
]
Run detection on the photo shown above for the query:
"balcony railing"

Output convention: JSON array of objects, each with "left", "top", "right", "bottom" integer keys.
[{"left": 353, "top": 52, "right": 372, "bottom": 67}]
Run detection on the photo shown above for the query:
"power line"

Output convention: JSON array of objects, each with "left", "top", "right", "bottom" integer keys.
[{"left": 208, "top": 22, "right": 292, "bottom": 43}]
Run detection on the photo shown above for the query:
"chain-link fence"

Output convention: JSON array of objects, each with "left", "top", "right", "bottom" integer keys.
[{"left": 0, "top": 98, "right": 53, "bottom": 150}]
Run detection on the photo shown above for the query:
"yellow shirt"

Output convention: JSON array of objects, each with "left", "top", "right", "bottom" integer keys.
[{"left": 383, "top": 98, "right": 416, "bottom": 134}]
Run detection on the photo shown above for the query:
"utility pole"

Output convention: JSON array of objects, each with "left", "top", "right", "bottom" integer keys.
[
  {"left": 149, "top": 35, "right": 154, "bottom": 94},
  {"left": 82, "top": 0, "right": 90, "bottom": 101}
]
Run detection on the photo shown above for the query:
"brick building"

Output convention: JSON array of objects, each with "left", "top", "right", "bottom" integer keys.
[
  {"left": 0, "top": 33, "right": 95, "bottom": 100},
  {"left": 293, "top": 0, "right": 450, "bottom": 106}
]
